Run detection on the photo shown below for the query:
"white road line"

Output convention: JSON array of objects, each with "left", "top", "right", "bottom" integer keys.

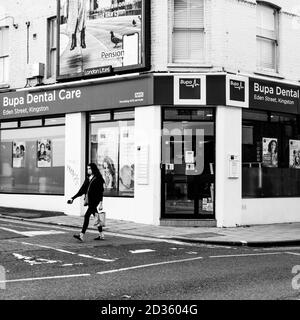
[
  {"left": 78, "top": 254, "right": 115, "bottom": 262},
  {"left": 96, "top": 256, "right": 203, "bottom": 275},
  {"left": 13, "top": 241, "right": 76, "bottom": 255},
  {"left": 0, "top": 226, "right": 30, "bottom": 235},
  {"left": 21, "top": 231, "right": 66, "bottom": 237},
  {"left": 0, "top": 274, "right": 90, "bottom": 284},
  {"left": 9, "top": 240, "right": 115, "bottom": 263},
  {"left": 129, "top": 249, "right": 155, "bottom": 254},
  {"left": 0, "top": 227, "right": 65, "bottom": 237},
  {"left": 285, "top": 252, "right": 300, "bottom": 256},
  {"left": 209, "top": 252, "right": 283, "bottom": 258}
]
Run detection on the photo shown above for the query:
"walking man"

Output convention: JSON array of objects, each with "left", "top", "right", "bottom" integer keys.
[{"left": 68, "top": 163, "right": 105, "bottom": 241}]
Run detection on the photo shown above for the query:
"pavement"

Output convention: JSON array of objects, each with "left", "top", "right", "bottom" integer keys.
[{"left": 0, "top": 208, "right": 300, "bottom": 247}]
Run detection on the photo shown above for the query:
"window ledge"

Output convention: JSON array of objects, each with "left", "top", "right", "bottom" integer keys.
[
  {"left": 254, "top": 70, "right": 285, "bottom": 80},
  {"left": 167, "top": 63, "right": 213, "bottom": 68},
  {"left": 0, "top": 83, "right": 10, "bottom": 89}
]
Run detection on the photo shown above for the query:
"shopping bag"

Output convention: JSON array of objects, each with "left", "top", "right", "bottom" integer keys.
[{"left": 94, "top": 211, "right": 106, "bottom": 227}]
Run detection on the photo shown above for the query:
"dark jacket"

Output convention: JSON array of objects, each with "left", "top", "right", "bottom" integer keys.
[{"left": 72, "top": 175, "right": 104, "bottom": 208}]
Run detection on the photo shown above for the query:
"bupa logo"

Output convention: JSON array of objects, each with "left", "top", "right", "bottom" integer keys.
[
  {"left": 230, "top": 80, "right": 245, "bottom": 102},
  {"left": 179, "top": 78, "right": 201, "bottom": 100}
]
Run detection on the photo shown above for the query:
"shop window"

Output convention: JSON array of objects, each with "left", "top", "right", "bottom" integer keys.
[
  {"left": 0, "top": 117, "right": 65, "bottom": 195},
  {"left": 90, "top": 110, "right": 135, "bottom": 197},
  {"left": 44, "top": 117, "right": 65, "bottom": 126},
  {"left": 0, "top": 26, "right": 9, "bottom": 84},
  {"left": 242, "top": 110, "right": 300, "bottom": 198},
  {"left": 20, "top": 119, "right": 43, "bottom": 127},
  {"left": 47, "top": 17, "right": 57, "bottom": 78},
  {"left": 0, "top": 121, "right": 18, "bottom": 129},
  {"left": 172, "top": 0, "right": 205, "bottom": 64},
  {"left": 256, "top": 2, "right": 279, "bottom": 72}
]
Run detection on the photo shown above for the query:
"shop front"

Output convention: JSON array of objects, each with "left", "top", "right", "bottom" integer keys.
[
  {"left": 1, "top": 73, "right": 299, "bottom": 227},
  {"left": 241, "top": 77, "right": 300, "bottom": 225}
]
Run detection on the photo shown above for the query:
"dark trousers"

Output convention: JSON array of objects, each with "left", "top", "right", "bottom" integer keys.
[{"left": 81, "top": 206, "right": 103, "bottom": 234}]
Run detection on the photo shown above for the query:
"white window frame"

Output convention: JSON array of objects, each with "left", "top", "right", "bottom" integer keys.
[
  {"left": 256, "top": 2, "right": 280, "bottom": 73},
  {"left": 169, "top": 0, "right": 206, "bottom": 65},
  {"left": 47, "top": 16, "right": 57, "bottom": 78},
  {"left": 0, "top": 26, "right": 9, "bottom": 85}
]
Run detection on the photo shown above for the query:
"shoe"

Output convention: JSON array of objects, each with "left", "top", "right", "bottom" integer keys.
[
  {"left": 73, "top": 234, "right": 83, "bottom": 242},
  {"left": 94, "top": 233, "right": 104, "bottom": 240}
]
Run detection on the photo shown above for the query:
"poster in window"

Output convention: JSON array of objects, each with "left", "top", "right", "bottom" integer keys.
[
  {"left": 12, "top": 141, "right": 26, "bottom": 168},
  {"left": 97, "top": 127, "right": 119, "bottom": 192},
  {"left": 119, "top": 125, "right": 135, "bottom": 195},
  {"left": 262, "top": 137, "right": 278, "bottom": 168},
  {"left": 37, "top": 139, "right": 52, "bottom": 167},
  {"left": 289, "top": 140, "right": 300, "bottom": 169}
]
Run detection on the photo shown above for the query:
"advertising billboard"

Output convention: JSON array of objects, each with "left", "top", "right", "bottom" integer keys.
[{"left": 57, "top": 0, "right": 149, "bottom": 80}]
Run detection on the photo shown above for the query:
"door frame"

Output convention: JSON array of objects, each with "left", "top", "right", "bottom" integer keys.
[{"left": 160, "top": 107, "right": 216, "bottom": 220}]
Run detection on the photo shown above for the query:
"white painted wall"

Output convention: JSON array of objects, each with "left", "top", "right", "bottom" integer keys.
[
  {"left": 216, "top": 106, "right": 242, "bottom": 227},
  {"left": 64, "top": 112, "right": 86, "bottom": 217},
  {"left": 133, "top": 106, "right": 161, "bottom": 225},
  {"left": 0, "top": 194, "right": 65, "bottom": 212},
  {"left": 242, "top": 198, "right": 300, "bottom": 225}
]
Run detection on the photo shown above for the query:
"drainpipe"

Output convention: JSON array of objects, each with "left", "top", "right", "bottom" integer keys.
[{"left": 25, "top": 21, "right": 30, "bottom": 64}]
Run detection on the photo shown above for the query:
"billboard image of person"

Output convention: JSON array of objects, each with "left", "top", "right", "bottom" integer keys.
[
  {"left": 58, "top": 0, "right": 145, "bottom": 79},
  {"left": 119, "top": 125, "right": 134, "bottom": 194},
  {"left": 37, "top": 139, "right": 52, "bottom": 167},
  {"left": 289, "top": 140, "right": 300, "bottom": 169},
  {"left": 262, "top": 138, "right": 278, "bottom": 168},
  {"left": 96, "top": 127, "right": 119, "bottom": 192},
  {"left": 12, "top": 142, "right": 26, "bottom": 168}
]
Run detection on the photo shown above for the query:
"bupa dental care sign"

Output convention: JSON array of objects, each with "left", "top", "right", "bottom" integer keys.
[{"left": 174, "top": 75, "right": 206, "bottom": 105}]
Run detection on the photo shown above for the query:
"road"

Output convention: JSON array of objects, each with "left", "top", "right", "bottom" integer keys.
[{"left": 0, "top": 218, "right": 300, "bottom": 300}]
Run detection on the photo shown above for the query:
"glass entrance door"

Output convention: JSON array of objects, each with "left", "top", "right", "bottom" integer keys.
[{"left": 161, "top": 108, "right": 215, "bottom": 219}]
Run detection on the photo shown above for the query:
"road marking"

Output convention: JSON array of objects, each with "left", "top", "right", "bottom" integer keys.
[
  {"left": 0, "top": 226, "right": 65, "bottom": 237},
  {"left": 255, "top": 246, "right": 300, "bottom": 252},
  {"left": 129, "top": 249, "right": 155, "bottom": 254},
  {"left": 13, "top": 241, "right": 76, "bottom": 254},
  {"left": 285, "top": 252, "right": 300, "bottom": 256},
  {"left": 61, "top": 263, "right": 84, "bottom": 267},
  {"left": 0, "top": 274, "right": 90, "bottom": 284},
  {"left": 20, "top": 230, "right": 66, "bottom": 237},
  {"left": 13, "top": 253, "right": 60, "bottom": 266},
  {"left": 9, "top": 240, "right": 115, "bottom": 263},
  {"left": 96, "top": 256, "right": 203, "bottom": 276},
  {"left": 209, "top": 252, "right": 283, "bottom": 258},
  {"left": 78, "top": 254, "right": 115, "bottom": 262}
]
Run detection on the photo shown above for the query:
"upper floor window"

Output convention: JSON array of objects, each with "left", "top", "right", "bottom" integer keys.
[
  {"left": 172, "top": 0, "right": 205, "bottom": 64},
  {"left": 47, "top": 17, "right": 57, "bottom": 78},
  {"left": 0, "top": 26, "right": 9, "bottom": 84},
  {"left": 256, "top": 2, "right": 279, "bottom": 72}
]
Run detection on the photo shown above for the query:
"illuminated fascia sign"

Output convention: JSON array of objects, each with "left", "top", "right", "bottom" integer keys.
[
  {"left": 0, "top": 76, "right": 152, "bottom": 120},
  {"left": 249, "top": 78, "right": 300, "bottom": 114},
  {"left": 174, "top": 75, "right": 206, "bottom": 105},
  {"left": 226, "top": 74, "right": 249, "bottom": 108},
  {"left": 57, "top": 0, "right": 149, "bottom": 80}
]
